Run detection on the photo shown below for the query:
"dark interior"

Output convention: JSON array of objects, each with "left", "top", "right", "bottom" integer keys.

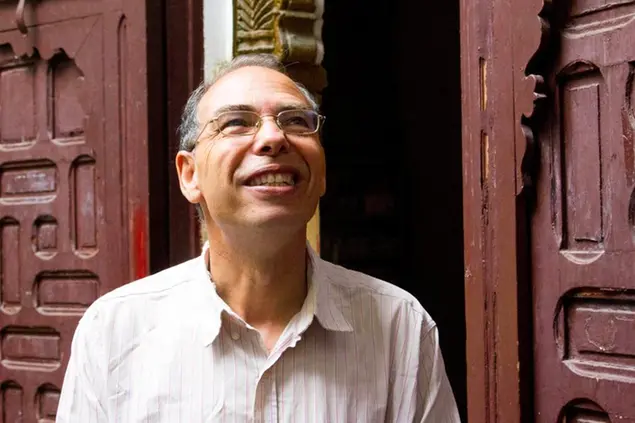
[{"left": 320, "top": 1, "right": 466, "bottom": 419}]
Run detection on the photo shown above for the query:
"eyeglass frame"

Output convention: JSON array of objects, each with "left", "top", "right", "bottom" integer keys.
[{"left": 192, "top": 108, "right": 326, "bottom": 148}]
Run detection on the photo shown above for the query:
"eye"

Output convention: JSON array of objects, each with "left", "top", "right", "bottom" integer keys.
[
  {"left": 220, "top": 118, "right": 250, "bottom": 130},
  {"left": 285, "top": 116, "right": 310, "bottom": 127},
  {"left": 215, "top": 111, "right": 259, "bottom": 135},
  {"left": 279, "top": 110, "right": 318, "bottom": 133}
]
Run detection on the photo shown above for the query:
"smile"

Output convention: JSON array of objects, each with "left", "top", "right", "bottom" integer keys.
[{"left": 246, "top": 172, "right": 296, "bottom": 187}]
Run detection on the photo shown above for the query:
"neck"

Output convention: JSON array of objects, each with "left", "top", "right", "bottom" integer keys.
[{"left": 206, "top": 224, "right": 309, "bottom": 332}]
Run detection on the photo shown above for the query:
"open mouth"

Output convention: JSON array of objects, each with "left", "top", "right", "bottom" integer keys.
[{"left": 246, "top": 172, "right": 297, "bottom": 187}]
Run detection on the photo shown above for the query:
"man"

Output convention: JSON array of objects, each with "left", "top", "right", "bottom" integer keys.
[{"left": 57, "top": 53, "right": 460, "bottom": 422}]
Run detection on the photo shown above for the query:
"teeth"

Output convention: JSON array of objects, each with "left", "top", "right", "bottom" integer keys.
[{"left": 248, "top": 172, "right": 295, "bottom": 186}]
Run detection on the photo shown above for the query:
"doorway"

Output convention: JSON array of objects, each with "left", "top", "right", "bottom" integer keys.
[{"left": 320, "top": 0, "right": 466, "bottom": 419}]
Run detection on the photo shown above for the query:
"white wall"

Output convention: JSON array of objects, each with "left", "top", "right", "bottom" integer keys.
[{"left": 203, "top": 0, "right": 234, "bottom": 78}]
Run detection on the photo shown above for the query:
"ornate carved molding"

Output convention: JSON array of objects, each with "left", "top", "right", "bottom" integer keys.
[
  {"left": 234, "top": 0, "right": 321, "bottom": 62},
  {"left": 508, "top": 0, "right": 552, "bottom": 419},
  {"left": 234, "top": 0, "right": 326, "bottom": 94},
  {"left": 513, "top": 0, "right": 551, "bottom": 197},
  {"left": 234, "top": 0, "right": 276, "bottom": 55}
]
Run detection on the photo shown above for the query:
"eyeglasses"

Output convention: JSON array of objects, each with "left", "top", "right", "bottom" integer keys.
[{"left": 195, "top": 109, "right": 325, "bottom": 143}]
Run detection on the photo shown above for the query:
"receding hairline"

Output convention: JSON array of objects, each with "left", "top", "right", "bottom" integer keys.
[
  {"left": 204, "top": 65, "right": 311, "bottom": 103},
  {"left": 197, "top": 65, "right": 316, "bottom": 117}
]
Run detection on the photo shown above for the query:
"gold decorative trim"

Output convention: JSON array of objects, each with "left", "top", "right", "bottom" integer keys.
[
  {"left": 233, "top": 0, "right": 326, "bottom": 93},
  {"left": 234, "top": 0, "right": 276, "bottom": 54},
  {"left": 234, "top": 0, "right": 322, "bottom": 65}
]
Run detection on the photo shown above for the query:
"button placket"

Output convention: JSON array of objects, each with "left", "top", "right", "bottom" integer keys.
[
  {"left": 254, "top": 367, "right": 278, "bottom": 423},
  {"left": 264, "top": 364, "right": 280, "bottom": 423}
]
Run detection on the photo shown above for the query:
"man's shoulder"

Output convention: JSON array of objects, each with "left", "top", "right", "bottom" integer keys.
[
  {"left": 316, "top": 256, "right": 433, "bottom": 327},
  {"left": 81, "top": 256, "right": 201, "bottom": 324},
  {"left": 100, "top": 257, "right": 200, "bottom": 301}
]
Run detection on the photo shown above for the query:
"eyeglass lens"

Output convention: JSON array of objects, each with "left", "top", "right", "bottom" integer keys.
[{"left": 214, "top": 110, "right": 320, "bottom": 136}]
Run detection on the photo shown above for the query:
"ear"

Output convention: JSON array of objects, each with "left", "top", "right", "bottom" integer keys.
[
  {"left": 175, "top": 151, "right": 202, "bottom": 204},
  {"left": 319, "top": 154, "right": 326, "bottom": 197},
  {"left": 319, "top": 173, "right": 326, "bottom": 197}
]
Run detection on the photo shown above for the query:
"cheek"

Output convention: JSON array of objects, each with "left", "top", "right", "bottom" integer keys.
[
  {"left": 196, "top": 144, "right": 233, "bottom": 183},
  {"left": 307, "top": 144, "right": 326, "bottom": 181},
  {"left": 194, "top": 152, "right": 225, "bottom": 207},
  {"left": 196, "top": 149, "right": 216, "bottom": 183},
  {"left": 195, "top": 143, "right": 245, "bottom": 200}
]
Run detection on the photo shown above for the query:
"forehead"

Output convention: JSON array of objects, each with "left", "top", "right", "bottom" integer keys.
[{"left": 199, "top": 66, "right": 310, "bottom": 118}]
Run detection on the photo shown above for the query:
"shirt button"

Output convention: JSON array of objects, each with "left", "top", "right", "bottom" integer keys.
[{"left": 231, "top": 331, "right": 240, "bottom": 341}]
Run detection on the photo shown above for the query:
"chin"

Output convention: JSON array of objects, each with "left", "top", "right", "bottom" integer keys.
[{"left": 248, "top": 211, "right": 314, "bottom": 231}]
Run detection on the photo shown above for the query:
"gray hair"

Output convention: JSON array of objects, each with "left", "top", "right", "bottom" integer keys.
[{"left": 178, "top": 53, "right": 319, "bottom": 152}]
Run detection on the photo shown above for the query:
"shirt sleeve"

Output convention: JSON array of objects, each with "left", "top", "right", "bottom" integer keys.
[
  {"left": 56, "top": 306, "right": 109, "bottom": 422},
  {"left": 417, "top": 325, "right": 461, "bottom": 423}
]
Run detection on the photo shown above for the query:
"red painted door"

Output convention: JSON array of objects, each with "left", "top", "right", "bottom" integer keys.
[
  {"left": 532, "top": 2, "right": 635, "bottom": 421},
  {"left": 0, "top": 3, "right": 152, "bottom": 421}
]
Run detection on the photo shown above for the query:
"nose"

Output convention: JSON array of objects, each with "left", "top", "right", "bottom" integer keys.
[{"left": 252, "top": 116, "right": 289, "bottom": 156}]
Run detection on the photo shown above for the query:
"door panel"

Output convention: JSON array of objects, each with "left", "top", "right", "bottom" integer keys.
[
  {"left": 0, "top": 0, "right": 113, "bottom": 33},
  {"left": 0, "top": 16, "right": 127, "bottom": 422},
  {"left": 532, "top": 2, "right": 635, "bottom": 421}
]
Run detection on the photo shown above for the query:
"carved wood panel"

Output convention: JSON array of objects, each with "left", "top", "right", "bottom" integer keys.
[
  {"left": 0, "top": 15, "right": 129, "bottom": 422},
  {"left": 0, "top": 0, "right": 111, "bottom": 33},
  {"left": 532, "top": 1, "right": 635, "bottom": 421}
]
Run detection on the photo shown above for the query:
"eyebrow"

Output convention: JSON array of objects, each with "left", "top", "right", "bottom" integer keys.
[{"left": 209, "top": 103, "right": 313, "bottom": 117}]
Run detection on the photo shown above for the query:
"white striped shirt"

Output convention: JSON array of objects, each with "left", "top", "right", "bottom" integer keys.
[{"left": 56, "top": 244, "right": 460, "bottom": 422}]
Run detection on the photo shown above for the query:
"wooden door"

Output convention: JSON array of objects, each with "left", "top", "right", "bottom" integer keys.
[
  {"left": 532, "top": 2, "right": 635, "bottom": 421},
  {"left": 0, "top": 2, "right": 154, "bottom": 421}
]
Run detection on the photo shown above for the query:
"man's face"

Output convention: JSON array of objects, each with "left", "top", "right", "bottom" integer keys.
[{"left": 178, "top": 66, "right": 326, "bottom": 232}]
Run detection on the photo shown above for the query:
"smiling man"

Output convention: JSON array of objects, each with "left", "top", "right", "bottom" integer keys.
[{"left": 56, "top": 54, "right": 460, "bottom": 423}]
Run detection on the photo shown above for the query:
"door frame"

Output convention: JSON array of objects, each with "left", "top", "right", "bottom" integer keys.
[
  {"left": 163, "top": 0, "right": 204, "bottom": 266},
  {"left": 460, "top": 0, "right": 550, "bottom": 421},
  {"left": 148, "top": 0, "right": 204, "bottom": 273}
]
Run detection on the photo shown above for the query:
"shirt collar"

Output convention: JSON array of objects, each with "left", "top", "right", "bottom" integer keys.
[
  {"left": 193, "top": 241, "right": 354, "bottom": 347},
  {"left": 306, "top": 245, "right": 354, "bottom": 333}
]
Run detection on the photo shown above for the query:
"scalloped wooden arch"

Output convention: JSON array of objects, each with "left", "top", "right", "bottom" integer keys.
[{"left": 463, "top": 0, "right": 552, "bottom": 420}]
